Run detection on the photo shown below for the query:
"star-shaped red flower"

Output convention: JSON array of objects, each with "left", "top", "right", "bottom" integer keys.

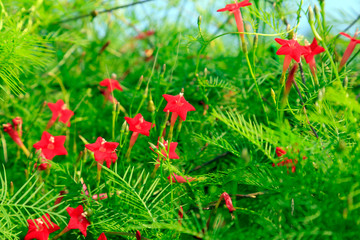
[
  {"left": 25, "top": 213, "right": 60, "bottom": 240},
  {"left": 303, "top": 38, "right": 325, "bottom": 63},
  {"left": 217, "top": 0, "right": 252, "bottom": 12},
  {"left": 85, "top": 137, "right": 119, "bottom": 168},
  {"left": 275, "top": 38, "right": 307, "bottom": 63},
  {"left": 66, "top": 205, "right": 91, "bottom": 237},
  {"left": 124, "top": 113, "right": 155, "bottom": 136},
  {"left": 47, "top": 100, "right": 74, "bottom": 127},
  {"left": 33, "top": 131, "right": 67, "bottom": 160},
  {"left": 100, "top": 78, "right": 123, "bottom": 92},
  {"left": 163, "top": 94, "right": 196, "bottom": 121},
  {"left": 98, "top": 233, "right": 107, "bottom": 240}
]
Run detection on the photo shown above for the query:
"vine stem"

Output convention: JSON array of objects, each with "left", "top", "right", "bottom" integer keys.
[{"left": 244, "top": 50, "right": 269, "bottom": 125}]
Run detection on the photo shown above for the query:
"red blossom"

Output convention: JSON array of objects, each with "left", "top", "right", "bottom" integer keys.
[
  {"left": 66, "top": 205, "right": 91, "bottom": 237},
  {"left": 98, "top": 233, "right": 107, "bottom": 240},
  {"left": 12, "top": 116, "right": 23, "bottom": 137},
  {"left": 33, "top": 131, "right": 67, "bottom": 160},
  {"left": 275, "top": 147, "right": 287, "bottom": 157},
  {"left": 220, "top": 192, "right": 236, "bottom": 213},
  {"left": 3, "top": 123, "right": 23, "bottom": 147},
  {"left": 168, "top": 173, "right": 195, "bottom": 183},
  {"left": 100, "top": 78, "right": 123, "bottom": 92},
  {"left": 275, "top": 38, "right": 307, "bottom": 63},
  {"left": 124, "top": 113, "right": 155, "bottom": 137},
  {"left": 272, "top": 147, "right": 307, "bottom": 173},
  {"left": 163, "top": 94, "right": 195, "bottom": 121},
  {"left": 339, "top": 32, "right": 360, "bottom": 70},
  {"left": 275, "top": 38, "right": 307, "bottom": 75},
  {"left": 136, "top": 230, "right": 141, "bottom": 240},
  {"left": 303, "top": 38, "right": 325, "bottom": 63},
  {"left": 85, "top": 137, "right": 119, "bottom": 168},
  {"left": 217, "top": 0, "right": 252, "bottom": 12},
  {"left": 47, "top": 100, "right": 74, "bottom": 127},
  {"left": 25, "top": 213, "right": 60, "bottom": 240}
]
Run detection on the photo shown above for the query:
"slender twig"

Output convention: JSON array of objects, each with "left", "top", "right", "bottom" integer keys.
[
  {"left": 188, "top": 152, "right": 230, "bottom": 173},
  {"left": 53, "top": 0, "right": 153, "bottom": 25},
  {"left": 298, "top": 62, "right": 306, "bottom": 85}
]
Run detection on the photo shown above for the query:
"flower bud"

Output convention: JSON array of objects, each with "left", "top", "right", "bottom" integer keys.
[
  {"left": 271, "top": 89, "right": 276, "bottom": 104},
  {"left": 147, "top": 99, "right": 155, "bottom": 112},
  {"left": 308, "top": 6, "right": 322, "bottom": 41}
]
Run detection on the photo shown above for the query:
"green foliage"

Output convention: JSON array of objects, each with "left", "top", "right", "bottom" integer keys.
[{"left": 0, "top": 0, "right": 360, "bottom": 239}]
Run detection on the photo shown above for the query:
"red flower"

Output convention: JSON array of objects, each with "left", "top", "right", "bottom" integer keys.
[
  {"left": 33, "top": 131, "right": 67, "bottom": 160},
  {"left": 168, "top": 173, "right": 195, "bottom": 183},
  {"left": 275, "top": 147, "right": 286, "bottom": 157},
  {"left": 47, "top": 100, "right": 74, "bottom": 128},
  {"left": 272, "top": 147, "right": 307, "bottom": 173},
  {"left": 150, "top": 139, "right": 179, "bottom": 169},
  {"left": 275, "top": 38, "right": 307, "bottom": 74},
  {"left": 3, "top": 123, "right": 25, "bottom": 148},
  {"left": 100, "top": 78, "right": 123, "bottom": 92},
  {"left": 66, "top": 205, "right": 91, "bottom": 236},
  {"left": 85, "top": 137, "right": 119, "bottom": 168},
  {"left": 136, "top": 230, "right": 141, "bottom": 240},
  {"left": 220, "top": 192, "right": 236, "bottom": 213},
  {"left": 303, "top": 38, "right": 325, "bottom": 83},
  {"left": 217, "top": 0, "right": 252, "bottom": 46},
  {"left": 12, "top": 116, "right": 23, "bottom": 138},
  {"left": 339, "top": 32, "right": 360, "bottom": 70},
  {"left": 284, "top": 63, "right": 299, "bottom": 98},
  {"left": 303, "top": 38, "right": 325, "bottom": 63},
  {"left": 124, "top": 113, "right": 154, "bottom": 137},
  {"left": 217, "top": 0, "right": 252, "bottom": 12},
  {"left": 25, "top": 213, "right": 60, "bottom": 240},
  {"left": 135, "top": 30, "right": 155, "bottom": 40},
  {"left": 98, "top": 233, "right": 107, "bottom": 240},
  {"left": 163, "top": 94, "right": 196, "bottom": 121}
]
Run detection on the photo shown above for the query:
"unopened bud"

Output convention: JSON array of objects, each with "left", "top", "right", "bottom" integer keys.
[
  {"left": 158, "top": 141, "right": 166, "bottom": 150},
  {"left": 241, "top": 148, "right": 250, "bottom": 163},
  {"left": 121, "top": 121, "right": 128, "bottom": 132},
  {"left": 91, "top": 10, "right": 98, "bottom": 18},
  {"left": 198, "top": 16, "right": 202, "bottom": 27},
  {"left": 10, "top": 181, "right": 14, "bottom": 196},
  {"left": 148, "top": 142, "right": 158, "bottom": 150},
  {"left": 111, "top": 73, "right": 117, "bottom": 79},
  {"left": 343, "top": 76, "right": 348, "bottom": 89},
  {"left": 308, "top": 6, "right": 322, "bottom": 41},
  {"left": 147, "top": 99, "right": 156, "bottom": 112},
  {"left": 271, "top": 89, "right": 276, "bottom": 104}
]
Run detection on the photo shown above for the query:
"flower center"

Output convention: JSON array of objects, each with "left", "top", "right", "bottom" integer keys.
[
  {"left": 35, "top": 219, "right": 44, "bottom": 231},
  {"left": 99, "top": 146, "right": 106, "bottom": 152}
]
